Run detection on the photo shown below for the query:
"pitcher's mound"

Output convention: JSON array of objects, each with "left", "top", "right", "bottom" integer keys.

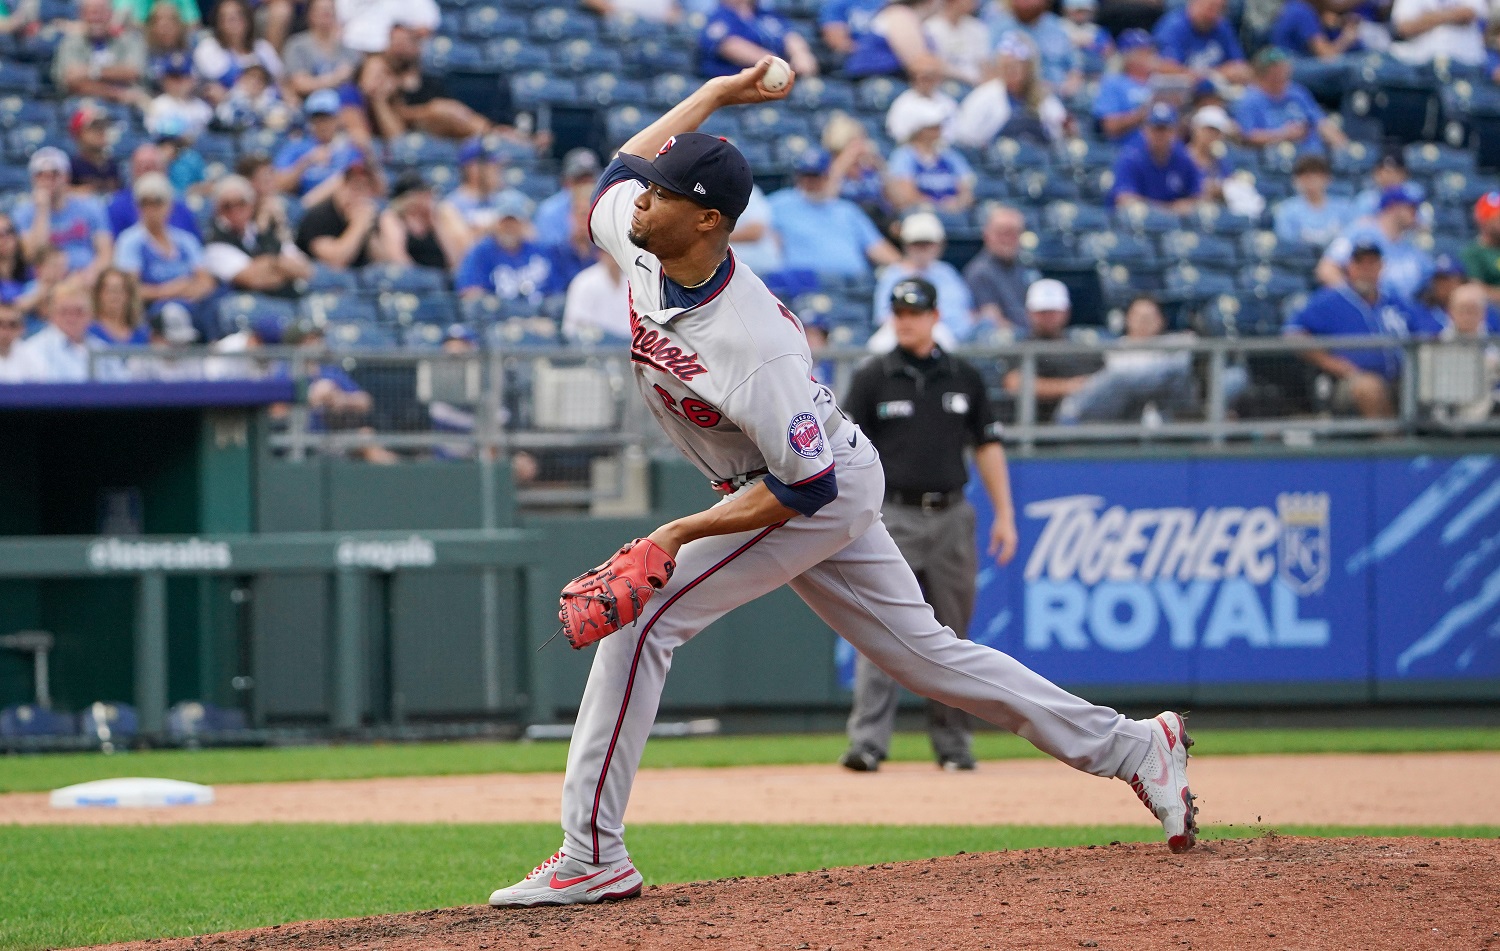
[{"left": 93, "top": 836, "right": 1499, "bottom": 951}]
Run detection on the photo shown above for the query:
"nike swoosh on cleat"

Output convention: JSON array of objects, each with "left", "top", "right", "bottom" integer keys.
[
  {"left": 846, "top": 433, "right": 857, "bottom": 448},
  {"left": 550, "top": 868, "right": 607, "bottom": 889}
]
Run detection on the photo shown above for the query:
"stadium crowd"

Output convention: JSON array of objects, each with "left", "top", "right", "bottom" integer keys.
[{"left": 0, "top": 0, "right": 1497, "bottom": 424}]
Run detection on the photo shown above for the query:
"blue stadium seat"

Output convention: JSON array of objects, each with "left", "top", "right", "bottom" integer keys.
[
  {"left": 1239, "top": 229, "right": 1315, "bottom": 270},
  {"left": 195, "top": 132, "right": 237, "bottom": 164},
  {"left": 1077, "top": 230, "right": 1158, "bottom": 268},
  {"left": 0, "top": 163, "right": 28, "bottom": 193},
  {"left": 488, "top": 315, "right": 560, "bottom": 347},
  {"left": 1164, "top": 263, "right": 1237, "bottom": 301},
  {"left": 581, "top": 73, "right": 649, "bottom": 107},
  {"left": 1160, "top": 230, "right": 1237, "bottom": 270},
  {"left": 305, "top": 265, "right": 358, "bottom": 293},
  {"left": 1018, "top": 232, "right": 1085, "bottom": 269},
  {"left": 787, "top": 75, "right": 856, "bottom": 112},
  {"left": 985, "top": 137, "right": 1051, "bottom": 177},
  {"left": 511, "top": 72, "right": 579, "bottom": 109},
  {"left": 1057, "top": 137, "right": 1116, "bottom": 175},
  {"left": 358, "top": 264, "right": 448, "bottom": 293},
  {"left": 401, "top": 321, "right": 469, "bottom": 349},
  {"left": 1012, "top": 169, "right": 1079, "bottom": 203},
  {"left": 649, "top": 73, "right": 696, "bottom": 110},
  {"left": 739, "top": 104, "right": 809, "bottom": 140},
  {"left": 0, "top": 62, "right": 40, "bottom": 95},
  {"left": 554, "top": 39, "right": 625, "bottom": 76},
  {"left": 484, "top": 37, "right": 552, "bottom": 72},
  {"left": 0, "top": 704, "right": 75, "bottom": 737},
  {"left": 461, "top": 294, "right": 506, "bottom": 325},
  {"left": 855, "top": 77, "right": 907, "bottom": 112},
  {"left": 0, "top": 95, "right": 55, "bottom": 129},
  {"left": 1343, "top": 56, "right": 1440, "bottom": 144},
  {"left": 326, "top": 320, "right": 401, "bottom": 349},
  {"left": 424, "top": 36, "right": 489, "bottom": 71},
  {"left": 378, "top": 290, "right": 460, "bottom": 325},
  {"left": 461, "top": 6, "right": 527, "bottom": 40},
  {"left": 626, "top": 38, "right": 694, "bottom": 74},
  {"left": 80, "top": 702, "right": 138, "bottom": 741},
  {"left": 13, "top": 32, "right": 61, "bottom": 66},
  {"left": 697, "top": 110, "right": 741, "bottom": 140},
  {"left": 1187, "top": 204, "right": 1260, "bottom": 237},
  {"left": 1199, "top": 294, "right": 1282, "bottom": 337},
  {"left": 511, "top": 171, "right": 559, "bottom": 201},
  {"left": 1330, "top": 141, "right": 1379, "bottom": 179},
  {"left": 1114, "top": 204, "right": 1182, "bottom": 236},
  {"left": 607, "top": 105, "right": 664, "bottom": 149},
  {"left": 1430, "top": 170, "right": 1492, "bottom": 208},
  {"left": 1098, "top": 262, "right": 1162, "bottom": 301},
  {"left": 529, "top": 8, "right": 599, "bottom": 41},
  {"left": 1405, "top": 142, "right": 1477, "bottom": 177},
  {"left": 217, "top": 294, "right": 298, "bottom": 337},
  {"left": 5, "top": 124, "right": 60, "bottom": 161},
  {"left": 1237, "top": 264, "right": 1310, "bottom": 299},
  {"left": 1044, "top": 201, "right": 1111, "bottom": 237},
  {"left": 166, "top": 701, "right": 247, "bottom": 738},
  {"left": 386, "top": 132, "right": 460, "bottom": 168},
  {"left": 603, "top": 13, "right": 670, "bottom": 43},
  {"left": 301, "top": 291, "right": 379, "bottom": 324}
]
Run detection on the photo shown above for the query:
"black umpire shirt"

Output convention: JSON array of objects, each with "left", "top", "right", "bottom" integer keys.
[{"left": 842, "top": 346, "right": 1003, "bottom": 495}]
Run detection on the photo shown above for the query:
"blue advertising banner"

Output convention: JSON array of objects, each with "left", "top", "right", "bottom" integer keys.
[{"left": 834, "top": 454, "right": 1500, "bottom": 694}]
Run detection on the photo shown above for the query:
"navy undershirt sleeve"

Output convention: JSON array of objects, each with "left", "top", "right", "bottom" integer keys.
[
  {"left": 765, "top": 468, "right": 839, "bottom": 517},
  {"left": 591, "top": 157, "right": 642, "bottom": 206}
]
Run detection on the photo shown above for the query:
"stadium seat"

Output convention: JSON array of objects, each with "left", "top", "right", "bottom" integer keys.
[
  {"left": 461, "top": 294, "right": 506, "bottom": 325},
  {"left": 5, "top": 124, "right": 59, "bottom": 161},
  {"left": 1160, "top": 230, "right": 1237, "bottom": 271},
  {"left": 529, "top": 7, "right": 598, "bottom": 41},
  {"left": 0, "top": 95, "right": 56, "bottom": 130},
  {"left": 1164, "top": 263, "right": 1237, "bottom": 301},
  {"left": 602, "top": 13, "right": 670, "bottom": 44},
  {"left": 80, "top": 702, "right": 138, "bottom": 741},
  {"left": 488, "top": 315, "right": 560, "bottom": 347},
  {"left": 484, "top": 37, "right": 552, "bottom": 72},
  {"left": 1013, "top": 169, "right": 1079, "bottom": 203},
  {"left": 378, "top": 290, "right": 460, "bottom": 326},
  {"left": 1199, "top": 294, "right": 1283, "bottom": 337},
  {"left": 1042, "top": 200, "right": 1109, "bottom": 237},
  {"left": 554, "top": 39, "right": 625, "bottom": 76},
  {"left": 402, "top": 321, "right": 466, "bottom": 349},
  {"left": 606, "top": 105, "right": 664, "bottom": 146},
  {"left": 217, "top": 294, "right": 298, "bottom": 337},
  {"left": 1331, "top": 140, "right": 1380, "bottom": 178},
  {"left": 0, "top": 62, "right": 40, "bottom": 96},
  {"left": 1114, "top": 203, "right": 1182, "bottom": 237},
  {"left": 649, "top": 73, "right": 696, "bottom": 110},
  {"left": 424, "top": 36, "right": 488, "bottom": 71},
  {"left": 357, "top": 264, "right": 448, "bottom": 294},
  {"left": 461, "top": 6, "right": 527, "bottom": 40},
  {"left": 166, "top": 701, "right": 247, "bottom": 739},
  {"left": 581, "top": 73, "right": 648, "bottom": 107},
  {"left": 787, "top": 75, "right": 856, "bottom": 112},
  {"left": 1343, "top": 56, "right": 1440, "bottom": 144},
  {"left": 301, "top": 291, "right": 379, "bottom": 325},
  {"left": 1430, "top": 170, "right": 1492, "bottom": 208},
  {"left": 306, "top": 265, "right": 359, "bottom": 293},
  {"left": 326, "top": 320, "right": 401, "bottom": 349},
  {"left": 386, "top": 133, "right": 460, "bottom": 168},
  {"left": 626, "top": 38, "right": 694, "bottom": 74},
  {"left": 739, "top": 104, "right": 810, "bottom": 141},
  {"left": 1405, "top": 142, "right": 1477, "bottom": 177},
  {"left": 0, "top": 704, "right": 75, "bottom": 737},
  {"left": 1188, "top": 203, "right": 1259, "bottom": 237},
  {"left": 1077, "top": 230, "right": 1157, "bottom": 268},
  {"left": 511, "top": 72, "right": 579, "bottom": 109},
  {"left": 1018, "top": 231, "right": 1085, "bottom": 269},
  {"left": 985, "top": 137, "right": 1051, "bottom": 177},
  {"left": 1238, "top": 264, "right": 1311, "bottom": 299},
  {"left": 855, "top": 76, "right": 907, "bottom": 112}
]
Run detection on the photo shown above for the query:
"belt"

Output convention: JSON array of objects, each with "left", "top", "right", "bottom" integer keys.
[
  {"left": 885, "top": 489, "right": 964, "bottom": 512},
  {"left": 711, "top": 468, "right": 769, "bottom": 495}
]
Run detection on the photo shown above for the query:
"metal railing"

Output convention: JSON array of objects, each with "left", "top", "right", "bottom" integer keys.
[{"left": 74, "top": 332, "right": 1500, "bottom": 467}]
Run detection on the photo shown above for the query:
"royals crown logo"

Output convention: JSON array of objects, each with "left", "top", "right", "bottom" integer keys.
[{"left": 1277, "top": 492, "right": 1330, "bottom": 595}]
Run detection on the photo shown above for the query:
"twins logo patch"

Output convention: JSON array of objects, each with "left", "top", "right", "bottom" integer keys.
[
  {"left": 657, "top": 136, "right": 676, "bottom": 156},
  {"left": 788, "top": 413, "right": 824, "bottom": 458}
]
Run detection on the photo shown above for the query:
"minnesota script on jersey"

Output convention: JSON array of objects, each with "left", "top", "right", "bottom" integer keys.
[{"left": 589, "top": 160, "right": 841, "bottom": 488}]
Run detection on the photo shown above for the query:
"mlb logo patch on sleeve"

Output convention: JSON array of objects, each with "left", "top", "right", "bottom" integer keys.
[{"left": 788, "top": 413, "right": 824, "bottom": 458}]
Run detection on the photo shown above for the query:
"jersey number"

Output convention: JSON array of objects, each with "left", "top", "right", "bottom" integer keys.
[{"left": 654, "top": 384, "right": 722, "bottom": 428}]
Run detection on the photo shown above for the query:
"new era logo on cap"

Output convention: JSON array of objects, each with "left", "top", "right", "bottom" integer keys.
[{"left": 694, "top": 183, "right": 706, "bottom": 195}]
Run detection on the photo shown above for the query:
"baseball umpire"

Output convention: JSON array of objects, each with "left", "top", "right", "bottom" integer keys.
[
  {"left": 487, "top": 57, "right": 1198, "bottom": 909},
  {"left": 838, "top": 277, "right": 1018, "bottom": 774}
]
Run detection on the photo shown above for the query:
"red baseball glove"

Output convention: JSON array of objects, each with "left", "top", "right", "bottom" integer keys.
[{"left": 559, "top": 538, "right": 676, "bottom": 649}]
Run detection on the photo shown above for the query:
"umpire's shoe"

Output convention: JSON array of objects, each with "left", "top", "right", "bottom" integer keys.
[
  {"left": 489, "top": 850, "right": 643, "bottom": 907},
  {"left": 1126, "top": 712, "right": 1199, "bottom": 853}
]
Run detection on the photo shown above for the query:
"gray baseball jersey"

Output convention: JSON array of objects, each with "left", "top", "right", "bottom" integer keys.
[{"left": 553, "top": 155, "right": 1153, "bottom": 867}]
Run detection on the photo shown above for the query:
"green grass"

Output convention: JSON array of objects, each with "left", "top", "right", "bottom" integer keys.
[
  {"left": 3, "top": 727, "right": 1499, "bottom": 794},
  {"left": 2, "top": 823, "right": 1496, "bottom": 951}
]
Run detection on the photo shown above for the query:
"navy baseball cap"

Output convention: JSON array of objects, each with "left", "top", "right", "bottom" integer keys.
[
  {"left": 1117, "top": 28, "right": 1154, "bottom": 52},
  {"left": 160, "top": 52, "right": 192, "bottom": 77},
  {"left": 1350, "top": 237, "right": 1383, "bottom": 258},
  {"left": 1432, "top": 253, "right": 1466, "bottom": 278},
  {"left": 618, "top": 132, "right": 753, "bottom": 221},
  {"left": 1146, "top": 102, "right": 1178, "bottom": 126},
  {"left": 793, "top": 146, "right": 831, "bottom": 176},
  {"left": 890, "top": 277, "right": 938, "bottom": 312},
  {"left": 458, "top": 137, "right": 496, "bottom": 164},
  {"left": 1379, "top": 182, "right": 1423, "bottom": 210}
]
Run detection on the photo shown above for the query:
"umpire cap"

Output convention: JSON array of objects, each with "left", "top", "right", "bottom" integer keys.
[{"left": 890, "top": 277, "right": 938, "bottom": 313}]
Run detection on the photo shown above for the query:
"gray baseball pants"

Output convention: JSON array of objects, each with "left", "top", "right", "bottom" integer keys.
[
  {"left": 845, "top": 500, "right": 977, "bottom": 764},
  {"left": 560, "top": 423, "right": 1152, "bottom": 866}
]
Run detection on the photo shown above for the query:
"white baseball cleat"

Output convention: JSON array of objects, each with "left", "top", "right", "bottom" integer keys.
[
  {"left": 488, "top": 850, "right": 644, "bottom": 907},
  {"left": 1126, "top": 711, "right": 1199, "bottom": 853}
]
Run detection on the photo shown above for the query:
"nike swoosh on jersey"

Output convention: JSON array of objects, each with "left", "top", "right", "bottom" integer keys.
[
  {"left": 549, "top": 868, "right": 607, "bottom": 889},
  {"left": 635, "top": 256, "right": 651, "bottom": 271}
]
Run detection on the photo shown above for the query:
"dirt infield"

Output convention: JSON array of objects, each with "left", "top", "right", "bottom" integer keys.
[
  {"left": 91, "top": 836, "right": 1500, "bottom": 951},
  {"left": 8, "top": 751, "right": 1500, "bottom": 828}
]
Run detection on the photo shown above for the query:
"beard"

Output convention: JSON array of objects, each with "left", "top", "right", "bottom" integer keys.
[{"left": 627, "top": 227, "right": 649, "bottom": 250}]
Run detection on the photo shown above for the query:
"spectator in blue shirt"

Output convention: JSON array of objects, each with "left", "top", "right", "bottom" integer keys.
[
  {"left": 870, "top": 212, "right": 975, "bottom": 345},
  {"left": 698, "top": 0, "right": 818, "bottom": 79},
  {"left": 1286, "top": 239, "right": 1413, "bottom": 417},
  {"left": 767, "top": 148, "right": 901, "bottom": 279},
  {"left": 1317, "top": 183, "right": 1434, "bottom": 300},
  {"left": 13, "top": 148, "right": 113, "bottom": 278},
  {"left": 1406, "top": 253, "right": 1470, "bottom": 337},
  {"left": 1110, "top": 103, "right": 1203, "bottom": 212},
  {"left": 885, "top": 63, "right": 975, "bottom": 213},
  {"left": 987, "top": 0, "right": 1082, "bottom": 94},
  {"left": 534, "top": 149, "right": 603, "bottom": 249},
  {"left": 273, "top": 89, "right": 370, "bottom": 203},
  {"left": 1093, "top": 29, "right": 1159, "bottom": 143},
  {"left": 823, "top": 0, "right": 935, "bottom": 78},
  {"left": 455, "top": 191, "right": 567, "bottom": 304},
  {"left": 1352, "top": 150, "right": 1412, "bottom": 218},
  {"left": 113, "top": 172, "right": 219, "bottom": 329},
  {"left": 1152, "top": 0, "right": 1251, "bottom": 85},
  {"left": 1233, "top": 48, "right": 1349, "bottom": 153},
  {"left": 1274, "top": 153, "right": 1353, "bottom": 249},
  {"left": 107, "top": 143, "right": 202, "bottom": 240},
  {"left": 1269, "top": 0, "right": 1363, "bottom": 59}
]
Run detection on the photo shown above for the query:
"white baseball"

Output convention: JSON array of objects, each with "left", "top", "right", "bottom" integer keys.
[{"left": 761, "top": 56, "right": 793, "bottom": 92}]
